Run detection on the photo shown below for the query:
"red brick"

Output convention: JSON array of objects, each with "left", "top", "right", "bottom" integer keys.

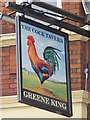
[
  {"left": 71, "top": 78, "right": 79, "bottom": 83},
  {"left": 0, "top": 71, "right": 2, "bottom": 76},
  {"left": 70, "top": 64, "right": 81, "bottom": 69},
  {"left": 2, "top": 89, "right": 13, "bottom": 96},
  {"left": 10, "top": 46, "right": 16, "bottom": 50},
  {"left": 0, "top": 75, "right": 2, "bottom": 80},
  {"left": 2, "top": 60, "right": 9, "bottom": 66},
  {"left": 13, "top": 79, "right": 17, "bottom": 84},
  {"left": 0, "top": 67, "right": 2, "bottom": 71},
  {"left": 0, "top": 52, "right": 2, "bottom": 56},
  {"left": 13, "top": 88, "right": 17, "bottom": 93},
  {"left": 2, "top": 79, "right": 13, "bottom": 84},
  {"left": 10, "top": 67, "right": 16, "bottom": 73},
  {"left": 0, "top": 80, "right": 2, "bottom": 84},
  {"left": 10, "top": 84, "right": 17, "bottom": 89},
  {"left": 71, "top": 83, "right": 81, "bottom": 89},
  {"left": 71, "top": 73, "right": 81, "bottom": 78},
  {"left": 10, "top": 74, "right": 16, "bottom": 79},
  {"left": 1, "top": 27, "right": 15, "bottom": 34},
  {"left": 1, "top": 84, "right": 9, "bottom": 89},
  {"left": 70, "top": 59, "right": 78, "bottom": 64},
  {"left": 10, "top": 60, "right": 16, "bottom": 65},
  {"left": 2, "top": 75, "right": 9, "bottom": 80},
  {"left": 0, "top": 90, "right": 2, "bottom": 96},
  {"left": 62, "top": 1, "right": 85, "bottom": 27},
  {"left": 0, "top": 48, "right": 2, "bottom": 52},
  {"left": 77, "top": 59, "right": 81, "bottom": 64},
  {"left": 2, "top": 70, "right": 9, "bottom": 75},
  {"left": 0, "top": 0, "right": 15, "bottom": 32},
  {"left": 2, "top": 47, "right": 9, "bottom": 52},
  {"left": 2, "top": 65, "right": 9, "bottom": 71},
  {"left": 70, "top": 55, "right": 81, "bottom": 59},
  {"left": 0, "top": 63, "right": 1, "bottom": 68},
  {"left": 0, "top": 57, "right": 2, "bottom": 62},
  {"left": 2, "top": 56, "right": 9, "bottom": 61},
  {"left": 2, "top": 52, "right": 9, "bottom": 57},
  {"left": 71, "top": 68, "right": 80, "bottom": 74}
]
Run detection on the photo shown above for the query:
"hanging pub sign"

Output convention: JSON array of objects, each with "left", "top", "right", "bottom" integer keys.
[{"left": 16, "top": 16, "right": 72, "bottom": 117}]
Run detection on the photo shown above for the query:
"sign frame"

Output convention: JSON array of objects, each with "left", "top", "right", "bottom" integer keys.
[{"left": 16, "top": 16, "right": 72, "bottom": 117}]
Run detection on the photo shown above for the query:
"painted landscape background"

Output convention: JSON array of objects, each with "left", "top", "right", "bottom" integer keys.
[{"left": 22, "top": 68, "right": 67, "bottom": 102}]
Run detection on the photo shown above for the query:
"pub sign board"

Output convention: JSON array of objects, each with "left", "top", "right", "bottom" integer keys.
[{"left": 16, "top": 16, "right": 72, "bottom": 117}]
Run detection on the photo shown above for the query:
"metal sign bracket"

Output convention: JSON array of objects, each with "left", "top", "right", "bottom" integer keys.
[{"left": 0, "top": 1, "right": 90, "bottom": 38}]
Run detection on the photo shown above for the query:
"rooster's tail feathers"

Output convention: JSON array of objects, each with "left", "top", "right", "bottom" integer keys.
[{"left": 43, "top": 46, "right": 61, "bottom": 73}]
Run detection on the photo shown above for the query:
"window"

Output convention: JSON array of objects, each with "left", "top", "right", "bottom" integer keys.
[
  {"left": 16, "top": 0, "right": 62, "bottom": 8},
  {"left": 82, "top": 0, "right": 90, "bottom": 14},
  {"left": 16, "top": 0, "right": 62, "bottom": 28}
]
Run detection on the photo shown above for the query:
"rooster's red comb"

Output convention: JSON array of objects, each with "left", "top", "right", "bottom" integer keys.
[
  {"left": 27, "top": 35, "right": 35, "bottom": 43},
  {"left": 27, "top": 35, "right": 34, "bottom": 39}
]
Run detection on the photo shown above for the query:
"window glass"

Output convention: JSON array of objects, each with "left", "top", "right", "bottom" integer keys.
[{"left": 16, "top": 0, "right": 62, "bottom": 8}]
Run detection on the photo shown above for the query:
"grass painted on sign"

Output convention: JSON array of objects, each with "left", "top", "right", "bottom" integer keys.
[{"left": 22, "top": 69, "right": 67, "bottom": 101}]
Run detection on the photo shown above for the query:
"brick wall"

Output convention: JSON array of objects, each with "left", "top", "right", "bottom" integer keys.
[
  {"left": 0, "top": 46, "right": 16, "bottom": 96},
  {"left": 69, "top": 40, "right": 90, "bottom": 92},
  {"left": 86, "top": 40, "right": 90, "bottom": 92},
  {"left": 0, "top": 0, "right": 15, "bottom": 34},
  {"left": 87, "top": 40, "right": 90, "bottom": 120},
  {"left": 69, "top": 40, "right": 90, "bottom": 119},
  {"left": 62, "top": 0, "right": 86, "bottom": 27},
  {"left": 69, "top": 40, "right": 86, "bottom": 91},
  {"left": 87, "top": 104, "right": 90, "bottom": 119}
]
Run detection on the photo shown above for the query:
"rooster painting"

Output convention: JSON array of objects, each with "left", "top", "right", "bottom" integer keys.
[{"left": 27, "top": 35, "right": 61, "bottom": 84}]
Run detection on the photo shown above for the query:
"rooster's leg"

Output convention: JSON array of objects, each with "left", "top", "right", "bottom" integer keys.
[{"left": 39, "top": 84, "right": 43, "bottom": 89}]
